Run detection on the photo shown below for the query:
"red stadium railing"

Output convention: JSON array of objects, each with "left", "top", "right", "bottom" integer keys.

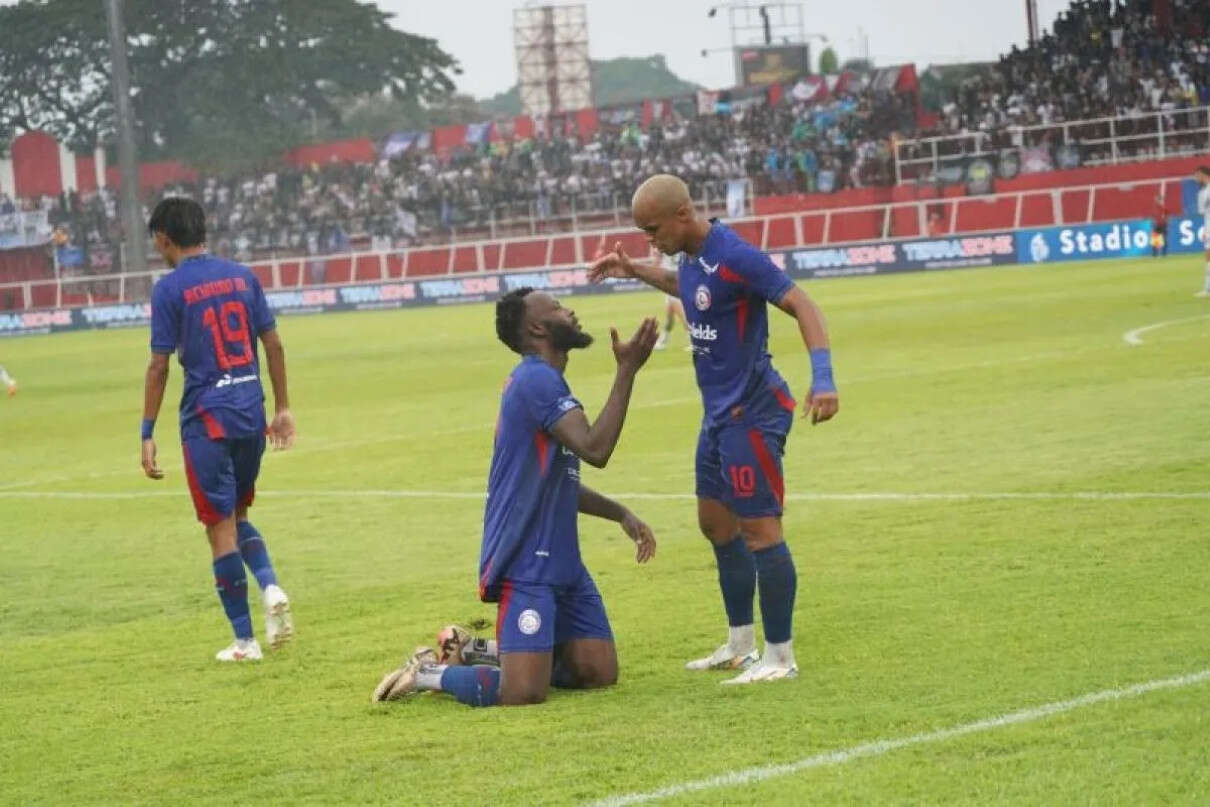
[{"left": 0, "top": 175, "right": 1188, "bottom": 313}]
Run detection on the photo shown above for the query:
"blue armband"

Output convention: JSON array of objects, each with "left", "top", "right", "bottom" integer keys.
[
  {"left": 140, "top": 418, "right": 155, "bottom": 440},
  {"left": 809, "top": 348, "right": 836, "bottom": 394}
]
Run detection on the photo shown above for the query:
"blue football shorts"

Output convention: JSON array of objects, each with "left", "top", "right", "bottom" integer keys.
[
  {"left": 181, "top": 433, "right": 266, "bottom": 526},
  {"left": 496, "top": 566, "right": 613, "bottom": 654},
  {"left": 695, "top": 382, "right": 795, "bottom": 518}
]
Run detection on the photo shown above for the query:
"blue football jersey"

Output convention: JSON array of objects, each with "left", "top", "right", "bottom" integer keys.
[
  {"left": 479, "top": 355, "right": 584, "bottom": 602},
  {"left": 150, "top": 254, "right": 276, "bottom": 440},
  {"left": 678, "top": 220, "right": 796, "bottom": 424}
]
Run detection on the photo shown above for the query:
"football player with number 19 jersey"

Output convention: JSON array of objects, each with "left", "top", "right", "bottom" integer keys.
[{"left": 141, "top": 198, "right": 296, "bottom": 662}]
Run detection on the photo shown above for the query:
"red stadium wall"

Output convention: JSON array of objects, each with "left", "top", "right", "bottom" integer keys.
[
  {"left": 105, "top": 161, "right": 198, "bottom": 191},
  {"left": 432, "top": 125, "right": 467, "bottom": 152},
  {"left": 753, "top": 154, "right": 1207, "bottom": 231},
  {"left": 754, "top": 187, "right": 894, "bottom": 215},
  {"left": 11, "top": 132, "right": 62, "bottom": 198},
  {"left": 74, "top": 154, "right": 98, "bottom": 193},
  {"left": 285, "top": 138, "right": 375, "bottom": 167},
  {"left": 994, "top": 155, "right": 1208, "bottom": 193}
]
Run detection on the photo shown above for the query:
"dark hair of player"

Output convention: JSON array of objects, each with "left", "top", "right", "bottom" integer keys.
[
  {"left": 495, "top": 287, "right": 534, "bottom": 354},
  {"left": 148, "top": 197, "right": 207, "bottom": 248},
  {"left": 1198, "top": 166, "right": 1210, "bottom": 177}
]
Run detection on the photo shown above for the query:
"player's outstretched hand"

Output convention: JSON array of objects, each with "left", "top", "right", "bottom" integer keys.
[
  {"left": 588, "top": 242, "right": 637, "bottom": 283},
  {"left": 269, "top": 408, "right": 296, "bottom": 450},
  {"left": 621, "top": 510, "right": 656, "bottom": 564},
  {"left": 805, "top": 390, "right": 839, "bottom": 425},
  {"left": 141, "top": 438, "right": 164, "bottom": 480},
  {"left": 611, "top": 317, "right": 659, "bottom": 372}
]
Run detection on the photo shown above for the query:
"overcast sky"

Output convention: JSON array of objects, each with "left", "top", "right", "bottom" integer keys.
[
  {"left": 0, "top": 0, "right": 1074, "bottom": 99},
  {"left": 380, "top": 0, "right": 1074, "bottom": 99}
]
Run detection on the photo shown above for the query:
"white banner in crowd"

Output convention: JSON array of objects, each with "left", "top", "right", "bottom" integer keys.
[
  {"left": 0, "top": 210, "right": 52, "bottom": 250},
  {"left": 726, "top": 179, "right": 747, "bottom": 219}
]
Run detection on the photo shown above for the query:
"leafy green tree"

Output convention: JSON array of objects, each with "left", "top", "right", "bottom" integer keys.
[
  {"left": 818, "top": 47, "right": 839, "bottom": 75},
  {"left": 479, "top": 55, "right": 699, "bottom": 117},
  {"left": 0, "top": 0, "right": 460, "bottom": 169}
]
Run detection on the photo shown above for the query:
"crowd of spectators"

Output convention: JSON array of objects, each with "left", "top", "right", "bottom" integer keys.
[
  {"left": 9, "top": 75, "right": 912, "bottom": 262},
  {"left": 7, "top": 0, "right": 1209, "bottom": 264},
  {"left": 149, "top": 77, "right": 910, "bottom": 258},
  {"left": 917, "top": 0, "right": 1210, "bottom": 161}
]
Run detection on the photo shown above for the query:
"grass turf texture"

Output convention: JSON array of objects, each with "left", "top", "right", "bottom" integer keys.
[{"left": 1, "top": 255, "right": 1208, "bottom": 805}]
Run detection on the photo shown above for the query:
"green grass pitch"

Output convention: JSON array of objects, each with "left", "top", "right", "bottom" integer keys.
[{"left": 1, "top": 255, "right": 1208, "bottom": 804}]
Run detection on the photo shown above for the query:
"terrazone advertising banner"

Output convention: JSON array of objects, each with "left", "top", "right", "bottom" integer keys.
[
  {"left": 0, "top": 266, "right": 648, "bottom": 338},
  {"left": 6, "top": 218, "right": 1203, "bottom": 338}
]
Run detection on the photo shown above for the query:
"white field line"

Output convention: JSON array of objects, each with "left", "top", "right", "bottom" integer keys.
[
  {"left": 586, "top": 668, "right": 1210, "bottom": 807},
  {"left": 34, "top": 347, "right": 1058, "bottom": 487},
  {"left": 3, "top": 489, "right": 1210, "bottom": 502},
  {"left": 2, "top": 345, "right": 1102, "bottom": 491},
  {"left": 1123, "top": 313, "right": 1210, "bottom": 345},
  {"left": 267, "top": 347, "right": 1098, "bottom": 458}
]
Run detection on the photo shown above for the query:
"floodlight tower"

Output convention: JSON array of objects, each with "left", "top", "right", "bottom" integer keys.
[
  {"left": 513, "top": 4, "right": 593, "bottom": 117},
  {"left": 707, "top": 2, "right": 808, "bottom": 85}
]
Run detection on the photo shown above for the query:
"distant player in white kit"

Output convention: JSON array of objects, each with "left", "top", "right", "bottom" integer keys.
[
  {"left": 1195, "top": 166, "right": 1210, "bottom": 297},
  {"left": 0, "top": 365, "right": 16, "bottom": 396},
  {"left": 655, "top": 252, "right": 688, "bottom": 350}
]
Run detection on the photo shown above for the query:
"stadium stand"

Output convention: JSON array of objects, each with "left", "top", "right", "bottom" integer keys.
[{"left": 1, "top": 0, "right": 1208, "bottom": 302}]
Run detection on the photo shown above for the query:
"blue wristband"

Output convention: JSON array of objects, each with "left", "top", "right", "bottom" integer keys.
[
  {"left": 809, "top": 348, "right": 836, "bottom": 394},
  {"left": 140, "top": 418, "right": 155, "bottom": 440}
]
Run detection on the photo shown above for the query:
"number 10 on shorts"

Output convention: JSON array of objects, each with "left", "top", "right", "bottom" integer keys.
[{"left": 729, "top": 465, "right": 756, "bottom": 498}]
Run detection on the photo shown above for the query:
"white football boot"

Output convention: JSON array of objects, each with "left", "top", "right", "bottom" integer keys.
[
  {"left": 722, "top": 641, "right": 798, "bottom": 684},
  {"left": 686, "top": 643, "right": 759, "bottom": 672},
  {"left": 654, "top": 332, "right": 669, "bottom": 350},
  {"left": 721, "top": 660, "right": 798, "bottom": 684},
  {"left": 215, "top": 637, "right": 263, "bottom": 662},
  {"left": 371, "top": 647, "right": 439, "bottom": 703},
  {"left": 263, "top": 584, "right": 294, "bottom": 649}
]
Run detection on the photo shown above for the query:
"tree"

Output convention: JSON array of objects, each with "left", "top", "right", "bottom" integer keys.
[
  {"left": 0, "top": 1, "right": 113, "bottom": 151},
  {"left": 591, "top": 56, "right": 698, "bottom": 108},
  {"left": 479, "top": 55, "right": 699, "bottom": 117},
  {"left": 818, "top": 47, "right": 839, "bottom": 75},
  {"left": 330, "top": 91, "right": 483, "bottom": 141},
  {"left": 0, "top": 0, "right": 460, "bottom": 169}
]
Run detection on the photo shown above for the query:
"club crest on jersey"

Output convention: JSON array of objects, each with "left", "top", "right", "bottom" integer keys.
[
  {"left": 694, "top": 284, "right": 711, "bottom": 311},
  {"left": 518, "top": 609, "right": 542, "bottom": 635}
]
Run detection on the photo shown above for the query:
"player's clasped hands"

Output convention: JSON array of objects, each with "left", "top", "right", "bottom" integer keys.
[
  {"left": 621, "top": 510, "right": 656, "bottom": 564},
  {"left": 587, "top": 242, "right": 636, "bottom": 283},
  {"left": 610, "top": 317, "right": 659, "bottom": 371}
]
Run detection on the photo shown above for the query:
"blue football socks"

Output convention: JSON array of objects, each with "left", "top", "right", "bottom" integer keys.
[
  {"left": 236, "top": 520, "right": 278, "bottom": 590},
  {"left": 439, "top": 665, "right": 501, "bottom": 708},
  {"left": 753, "top": 542, "right": 797, "bottom": 644},
  {"left": 212, "top": 551, "right": 253, "bottom": 639},
  {"left": 712, "top": 535, "right": 756, "bottom": 627}
]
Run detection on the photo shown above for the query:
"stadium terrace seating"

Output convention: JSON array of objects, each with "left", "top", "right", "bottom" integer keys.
[{"left": 3, "top": 0, "right": 1208, "bottom": 310}]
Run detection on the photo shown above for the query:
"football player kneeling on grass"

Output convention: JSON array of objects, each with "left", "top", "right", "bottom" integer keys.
[{"left": 372, "top": 289, "right": 658, "bottom": 707}]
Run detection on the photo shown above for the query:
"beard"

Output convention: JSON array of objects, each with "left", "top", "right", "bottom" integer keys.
[{"left": 549, "top": 321, "right": 594, "bottom": 351}]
